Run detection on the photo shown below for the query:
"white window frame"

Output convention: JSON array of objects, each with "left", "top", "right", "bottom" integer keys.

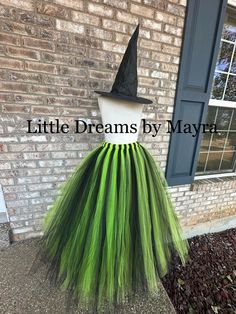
[{"left": 195, "top": 3, "right": 236, "bottom": 180}]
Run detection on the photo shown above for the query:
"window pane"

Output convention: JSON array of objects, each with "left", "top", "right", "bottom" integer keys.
[
  {"left": 199, "top": 132, "right": 211, "bottom": 152},
  {"left": 205, "top": 152, "right": 222, "bottom": 171},
  {"left": 230, "top": 109, "right": 236, "bottom": 130},
  {"left": 221, "top": 151, "right": 236, "bottom": 170},
  {"left": 230, "top": 51, "right": 236, "bottom": 73},
  {"left": 224, "top": 75, "right": 236, "bottom": 101},
  {"left": 222, "top": 23, "right": 236, "bottom": 42},
  {"left": 215, "top": 41, "right": 233, "bottom": 72},
  {"left": 211, "top": 72, "right": 227, "bottom": 100},
  {"left": 206, "top": 106, "right": 217, "bottom": 124},
  {"left": 225, "top": 132, "right": 236, "bottom": 150},
  {"left": 210, "top": 132, "right": 227, "bottom": 151},
  {"left": 222, "top": 7, "right": 236, "bottom": 42},
  {"left": 197, "top": 152, "right": 207, "bottom": 172},
  {"left": 215, "top": 107, "right": 233, "bottom": 129},
  {"left": 196, "top": 6, "right": 236, "bottom": 177}
]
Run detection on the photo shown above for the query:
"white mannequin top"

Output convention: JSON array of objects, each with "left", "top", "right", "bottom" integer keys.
[{"left": 98, "top": 96, "right": 144, "bottom": 144}]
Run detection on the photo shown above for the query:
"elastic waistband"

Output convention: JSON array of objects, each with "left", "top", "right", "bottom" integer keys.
[{"left": 102, "top": 141, "right": 140, "bottom": 148}]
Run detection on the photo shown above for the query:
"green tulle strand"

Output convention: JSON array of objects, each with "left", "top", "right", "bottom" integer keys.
[{"left": 41, "top": 142, "right": 189, "bottom": 311}]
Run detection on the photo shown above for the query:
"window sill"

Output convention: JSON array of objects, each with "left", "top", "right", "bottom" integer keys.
[{"left": 191, "top": 175, "right": 236, "bottom": 191}]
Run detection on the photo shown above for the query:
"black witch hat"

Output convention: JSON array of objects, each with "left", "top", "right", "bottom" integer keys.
[{"left": 95, "top": 25, "right": 152, "bottom": 104}]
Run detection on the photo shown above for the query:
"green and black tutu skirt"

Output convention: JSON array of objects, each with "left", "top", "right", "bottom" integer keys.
[{"left": 40, "top": 142, "right": 189, "bottom": 310}]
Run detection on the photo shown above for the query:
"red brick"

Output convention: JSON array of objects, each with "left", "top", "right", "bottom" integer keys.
[
  {"left": 167, "top": 3, "right": 186, "bottom": 17},
  {"left": 0, "top": 57, "right": 24, "bottom": 70},
  {"left": 23, "top": 37, "right": 54, "bottom": 51},
  {"left": 177, "top": 17, "right": 185, "bottom": 28},
  {"left": 9, "top": 71, "right": 41, "bottom": 83},
  {"left": 151, "top": 70, "right": 169, "bottom": 79},
  {"left": 130, "top": 4, "right": 154, "bottom": 18},
  {"left": 140, "top": 58, "right": 160, "bottom": 70},
  {"left": 71, "top": 11, "right": 100, "bottom": 26},
  {"left": 0, "top": 82, "right": 30, "bottom": 93},
  {"left": 0, "top": 93, "right": 14, "bottom": 102},
  {"left": 164, "top": 24, "right": 183, "bottom": 37},
  {"left": 140, "top": 39, "right": 162, "bottom": 51},
  {"left": 41, "top": 52, "right": 73, "bottom": 65},
  {"left": 61, "top": 107, "right": 87, "bottom": 115},
  {"left": 88, "top": 49, "right": 113, "bottom": 63},
  {"left": 0, "top": 178, "right": 14, "bottom": 185},
  {"left": 0, "top": 0, "right": 34, "bottom": 11},
  {"left": 102, "top": 41, "right": 126, "bottom": 54},
  {"left": 25, "top": 61, "right": 57, "bottom": 74},
  {"left": 88, "top": 3, "right": 113, "bottom": 17},
  {"left": 30, "top": 84, "right": 58, "bottom": 95},
  {"left": 0, "top": 32, "right": 21, "bottom": 45},
  {"left": 0, "top": 45, "right": 4, "bottom": 56},
  {"left": 102, "top": 19, "right": 127, "bottom": 33},
  {"left": 6, "top": 47, "right": 40, "bottom": 60},
  {"left": 139, "top": 29, "right": 151, "bottom": 39},
  {"left": 142, "top": 19, "right": 162, "bottom": 31},
  {"left": 31, "top": 106, "right": 59, "bottom": 115},
  {"left": 155, "top": 12, "right": 177, "bottom": 25},
  {"left": 56, "top": 43, "right": 86, "bottom": 56},
  {"left": 14, "top": 94, "right": 43, "bottom": 104},
  {"left": 179, "top": 0, "right": 187, "bottom": 5},
  {"left": 103, "top": 0, "right": 127, "bottom": 9},
  {"left": 116, "top": 11, "right": 139, "bottom": 24},
  {"left": 70, "top": 35, "right": 102, "bottom": 49},
  {"left": 88, "top": 26, "right": 113, "bottom": 41},
  {"left": 115, "top": 33, "right": 130, "bottom": 43},
  {"left": 55, "top": 19, "right": 84, "bottom": 34},
  {"left": 0, "top": 144, "right": 8, "bottom": 152},
  {"left": 161, "top": 43, "right": 181, "bottom": 55},
  {"left": 138, "top": 68, "right": 150, "bottom": 77},
  {"left": 151, "top": 51, "right": 171, "bottom": 62},
  {"left": 42, "top": 74, "right": 72, "bottom": 86},
  {"left": 161, "top": 63, "right": 179, "bottom": 73},
  {"left": 19, "top": 12, "right": 53, "bottom": 28},
  {"left": 143, "top": 0, "right": 166, "bottom": 10},
  {"left": 2, "top": 104, "right": 30, "bottom": 113},
  {"left": 152, "top": 32, "right": 173, "bottom": 44},
  {"left": 53, "top": 0, "right": 83, "bottom": 10},
  {"left": 59, "top": 66, "right": 86, "bottom": 77},
  {"left": 36, "top": 2, "right": 70, "bottom": 19},
  {"left": 47, "top": 96, "right": 73, "bottom": 106},
  {"left": 173, "top": 37, "right": 182, "bottom": 47},
  {"left": 139, "top": 77, "right": 159, "bottom": 87},
  {"left": 89, "top": 70, "right": 113, "bottom": 80},
  {"left": 60, "top": 87, "right": 87, "bottom": 97},
  {"left": 1, "top": 21, "right": 29, "bottom": 36}
]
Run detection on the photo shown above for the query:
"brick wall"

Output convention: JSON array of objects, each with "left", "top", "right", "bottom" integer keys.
[{"left": 0, "top": 0, "right": 235, "bottom": 241}]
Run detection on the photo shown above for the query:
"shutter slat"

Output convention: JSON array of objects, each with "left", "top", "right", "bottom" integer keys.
[{"left": 165, "top": 0, "right": 227, "bottom": 186}]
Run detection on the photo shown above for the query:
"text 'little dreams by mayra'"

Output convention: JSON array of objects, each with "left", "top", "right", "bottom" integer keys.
[{"left": 27, "top": 118, "right": 218, "bottom": 138}]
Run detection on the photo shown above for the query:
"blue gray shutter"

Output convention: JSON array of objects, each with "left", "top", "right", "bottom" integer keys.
[{"left": 165, "top": 0, "right": 227, "bottom": 186}]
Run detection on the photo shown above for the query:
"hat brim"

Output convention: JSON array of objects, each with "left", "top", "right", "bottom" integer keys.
[{"left": 94, "top": 91, "right": 153, "bottom": 104}]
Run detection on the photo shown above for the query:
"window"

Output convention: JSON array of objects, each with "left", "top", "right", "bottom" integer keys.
[{"left": 196, "top": 5, "right": 236, "bottom": 177}]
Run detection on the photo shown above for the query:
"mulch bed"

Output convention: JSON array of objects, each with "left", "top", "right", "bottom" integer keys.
[{"left": 162, "top": 228, "right": 236, "bottom": 314}]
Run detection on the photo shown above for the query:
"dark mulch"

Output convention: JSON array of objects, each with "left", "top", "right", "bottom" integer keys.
[{"left": 162, "top": 228, "right": 236, "bottom": 314}]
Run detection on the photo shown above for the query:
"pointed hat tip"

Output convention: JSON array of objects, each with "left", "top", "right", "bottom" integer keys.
[{"left": 132, "top": 24, "right": 139, "bottom": 38}]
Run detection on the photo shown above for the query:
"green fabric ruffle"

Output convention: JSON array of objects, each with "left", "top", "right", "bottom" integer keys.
[{"left": 41, "top": 142, "right": 189, "bottom": 310}]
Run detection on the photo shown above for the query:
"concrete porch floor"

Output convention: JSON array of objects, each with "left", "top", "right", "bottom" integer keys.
[{"left": 0, "top": 237, "right": 176, "bottom": 314}]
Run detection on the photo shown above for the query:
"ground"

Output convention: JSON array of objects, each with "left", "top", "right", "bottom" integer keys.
[
  {"left": 0, "top": 237, "right": 175, "bottom": 314},
  {"left": 162, "top": 228, "right": 236, "bottom": 314},
  {"left": 1, "top": 226, "right": 235, "bottom": 313}
]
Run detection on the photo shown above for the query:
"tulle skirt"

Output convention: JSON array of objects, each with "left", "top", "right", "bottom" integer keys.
[{"left": 41, "top": 142, "right": 188, "bottom": 310}]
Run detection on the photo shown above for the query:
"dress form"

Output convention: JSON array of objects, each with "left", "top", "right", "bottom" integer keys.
[
  {"left": 98, "top": 96, "right": 143, "bottom": 144},
  {"left": 40, "top": 23, "right": 189, "bottom": 311}
]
